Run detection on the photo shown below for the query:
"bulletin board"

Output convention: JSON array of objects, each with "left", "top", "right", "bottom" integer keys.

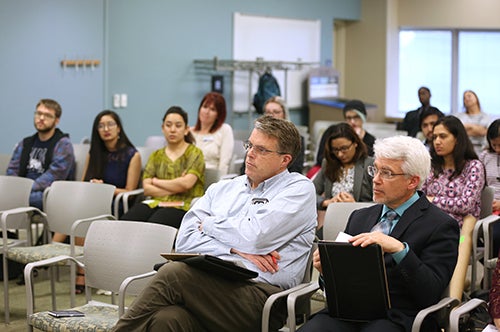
[{"left": 232, "top": 12, "right": 321, "bottom": 112}]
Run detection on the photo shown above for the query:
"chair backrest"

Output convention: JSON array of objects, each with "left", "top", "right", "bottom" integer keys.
[
  {"left": 136, "top": 146, "right": 157, "bottom": 169},
  {"left": 323, "top": 202, "right": 376, "bottom": 240},
  {"left": 0, "top": 153, "right": 12, "bottom": 175},
  {"left": 144, "top": 136, "right": 166, "bottom": 149},
  {"left": 480, "top": 186, "right": 494, "bottom": 219},
  {"left": 72, "top": 143, "right": 90, "bottom": 181},
  {"left": 83, "top": 219, "right": 177, "bottom": 294},
  {"left": 228, "top": 139, "right": 246, "bottom": 175},
  {"left": 43, "top": 181, "right": 115, "bottom": 236},
  {"left": 0, "top": 175, "right": 34, "bottom": 211},
  {"left": 204, "top": 168, "right": 221, "bottom": 190}
]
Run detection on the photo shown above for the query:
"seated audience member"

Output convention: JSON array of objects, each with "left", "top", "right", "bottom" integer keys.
[
  {"left": 422, "top": 116, "right": 485, "bottom": 300},
  {"left": 120, "top": 106, "right": 205, "bottom": 229},
  {"left": 400, "top": 86, "right": 441, "bottom": 138},
  {"left": 419, "top": 107, "right": 444, "bottom": 150},
  {"left": 480, "top": 119, "right": 500, "bottom": 254},
  {"left": 455, "top": 90, "right": 491, "bottom": 155},
  {"left": 422, "top": 115, "right": 485, "bottom": 227},
  {"left": 342, "top": 99, "right": 375, "bottom": 156},
  {"left": 313, "top": 123, "right": 373, "bottom": 228},
  {"left": 112, "top": 116, "right": 317, "bottom": 332},
  {"left": 54, "top": 110, "right": 142, "bottom": 293},
  {"left": 7, "top": 98, "right": 75, "bottom": 210},
  {"left": 191, "top": 92, "right": 234, "bottom": 175},
  {"left": 298, "top": 135, "right": 459, "bottom": 332},
  {"left": 489, "top": 253, "right": 500, "bottom": 329},
  {"left": 83, "top": 110, "right": 141, "bottom": 196},
  {"left": 241, "top": 96, "right": 304, "bottom": 174},
  {"left": 308, "top": 99, "right": 375, "bottom": 179},
  {"left": 481, "top": 119, "right": 500, "bottom": 213}
]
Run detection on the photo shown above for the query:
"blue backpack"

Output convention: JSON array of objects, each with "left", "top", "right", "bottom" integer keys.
[{"left": 253, "top": 72, "right": 281, "bottom": 114}]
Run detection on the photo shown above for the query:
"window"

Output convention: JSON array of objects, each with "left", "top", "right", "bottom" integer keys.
[{"left": 398, "top": 29, "right": 500, "bottom": 119}]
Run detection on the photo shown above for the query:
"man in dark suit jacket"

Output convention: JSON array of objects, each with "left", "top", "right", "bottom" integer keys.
[{"left": 298, "top": 135, "right": 460, "bottom": 332}]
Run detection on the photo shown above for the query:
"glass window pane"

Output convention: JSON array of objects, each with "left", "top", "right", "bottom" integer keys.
[
  {"left": 458, "top": 31, "right": 500, "bottom": 118},
  {"left": 398, "top": 31, "right": 452, "bottom": 118}
]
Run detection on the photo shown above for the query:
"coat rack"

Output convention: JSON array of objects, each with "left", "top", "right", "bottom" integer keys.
[
  {"left": 60, "top": 59, "right": 101, "bottom": 71},
  {"left": 194, "top": 56, "right": 319, "bottom": 129}
]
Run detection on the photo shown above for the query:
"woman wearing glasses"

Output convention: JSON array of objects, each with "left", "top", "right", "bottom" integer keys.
[
  {"left": 313, "top": 123, "right": 373, "bottom": 229},
  {"left": 82, "top": 110, "right": 141, "bottom": 193},
  {"left": 59, "top": 110, "right": 141, "bottom": 293}
]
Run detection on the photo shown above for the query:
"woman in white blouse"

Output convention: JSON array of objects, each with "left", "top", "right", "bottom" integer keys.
[{"left": 192, "top": 92, "right": 234, "bottom": 175}]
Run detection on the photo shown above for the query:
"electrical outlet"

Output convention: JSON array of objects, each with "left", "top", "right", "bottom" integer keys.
[
  {"left": 113, "top": 94, "right": 120, "bottom": 108},
  {"left": 120, "top": 94, "right": 128, "bottom": 108}
]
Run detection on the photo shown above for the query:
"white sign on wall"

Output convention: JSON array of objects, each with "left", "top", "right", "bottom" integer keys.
[{"left": 232, "top": 12, "right": 321, "bottom": 112}]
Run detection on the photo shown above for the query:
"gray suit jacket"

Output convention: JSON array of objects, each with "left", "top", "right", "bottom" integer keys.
[{"left": 313, "top": 156, "right": 373, "bottom": 210}]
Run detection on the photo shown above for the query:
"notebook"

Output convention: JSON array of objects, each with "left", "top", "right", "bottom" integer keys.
[
  {"left": 318, "top": 241, "right": 391, "bottom": 322},
  {"left": 161, "top": 253, "right": 258, "bottom": 281}
]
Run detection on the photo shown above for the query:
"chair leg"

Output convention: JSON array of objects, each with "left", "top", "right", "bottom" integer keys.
[
  {"left": 3, "top": 255, "right": 10, "bottom": 324},
  {"left": 70, "top": 262, "right": 76, "bottom": 307},
  {"left": 50, "top": 266, "right": 57, "bottom": 310}
]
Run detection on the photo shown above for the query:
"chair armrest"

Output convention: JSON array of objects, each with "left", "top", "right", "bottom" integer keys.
[
  {"left": 471, "top": 216, "right": 486, "bottom": 293},
  {"left": 25, "top": 255, "right": 83, "bottom": 316},
  {"left": 449, "top": 298, "right": 488, "bottom": 332},
  {"left": 118, "top": 270, "right": 157, "bottom": 316},
  {"left": 261, "top": 282, "right": 314, "bottom": 332},
  {"left": 114, "top": 192, "right": 124, "bottom": 218},
  {"left": 411, "top": 297, "right": 460, "bottom": 332},
  {"left": 120, "top": 188, "right": 144, "bottom": 214},
  {"left": 286, "top": 281, "right": 321, "bottom": 332}
]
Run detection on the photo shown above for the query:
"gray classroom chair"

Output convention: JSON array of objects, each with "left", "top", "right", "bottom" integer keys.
[{"left": 25, "top": 219, "right": 178, "bottom": 332}]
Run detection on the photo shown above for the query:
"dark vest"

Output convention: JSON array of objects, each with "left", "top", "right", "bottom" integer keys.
[{"left": 18, "top": 128, "right": 71, "bottom": 178}]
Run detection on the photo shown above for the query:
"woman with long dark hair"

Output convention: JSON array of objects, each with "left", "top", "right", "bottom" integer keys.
[
  {"left": 82, "top": 110, "right": 141, "bottom": 194},
  {"left": 313, "top": 123, "right": 373, "bottom": 229},
  {"left": 121, "top": 106, "right": 205, "bottom": 228},
  {"left": 422, "top": 115, "right": 485, "bottom": 227}
]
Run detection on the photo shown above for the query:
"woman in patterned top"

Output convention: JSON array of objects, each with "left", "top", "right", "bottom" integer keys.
[
  {"left": 422, "top": 115, "right": 485, "bottom": 227},
  {"left": 313, "top": 123, "right": 373, "bottom": 229},
  {"left": 121, "top": 106, "right": 205, "bottom": 229}
]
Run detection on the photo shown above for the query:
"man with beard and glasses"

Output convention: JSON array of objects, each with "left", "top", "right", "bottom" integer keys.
[{"left": 7, "top": 99, "right": 75, "bottom": 210}]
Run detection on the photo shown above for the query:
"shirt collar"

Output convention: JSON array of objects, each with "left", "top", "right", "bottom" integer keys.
[
  {"left": 381, "top": 191, "right": 420, "bottom": 218},
  {"left": 245, "top": 169, "right": 290, "bottom": 192}
]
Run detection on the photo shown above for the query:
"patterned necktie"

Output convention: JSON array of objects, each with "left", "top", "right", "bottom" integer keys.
[{"left": 371, "top": 210, "right": 398, "bottom": 235}]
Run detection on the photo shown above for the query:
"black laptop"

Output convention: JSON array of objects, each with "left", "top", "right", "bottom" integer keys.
[{"left": 318, "top": 241, "right": 391, "bottom": 322}]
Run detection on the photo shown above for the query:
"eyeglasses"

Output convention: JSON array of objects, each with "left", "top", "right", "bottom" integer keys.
[
  {"left": 243, "top": 140, "right": 285, "bottom": 156},
  {"left": 367, "top": 165, "right": 407, "bottom": 180},
  {"left": 264, "top": 109, "right": 284, "bottom": 117},
  {"left": 34, "top": 111, "right": 56, "bottom": 120},
  {"left": 331, "top": 143, "right": 353, "bottom": 154},
  {"left": 98, "top": 122, "right": 117, "bottom": 131},
  {"left": 345, "top": 115, "right": 361, "bottom": 121}
]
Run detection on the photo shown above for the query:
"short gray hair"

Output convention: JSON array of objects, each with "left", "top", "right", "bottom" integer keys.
[{"left": 373, "top": 135, "right": 430, "bottom": 188}]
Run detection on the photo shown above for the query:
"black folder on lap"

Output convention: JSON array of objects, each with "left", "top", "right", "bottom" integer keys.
[
  {"left": 161, "top": 253, "right": 258, "bottom": 281},
  {"left": 318, "top": 241, "right": 391, "bottom": 322}
]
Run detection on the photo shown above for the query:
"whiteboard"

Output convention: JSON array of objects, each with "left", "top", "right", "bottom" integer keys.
[{"left": 232, "top": 12, "right": 321, "bottom": 112}]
